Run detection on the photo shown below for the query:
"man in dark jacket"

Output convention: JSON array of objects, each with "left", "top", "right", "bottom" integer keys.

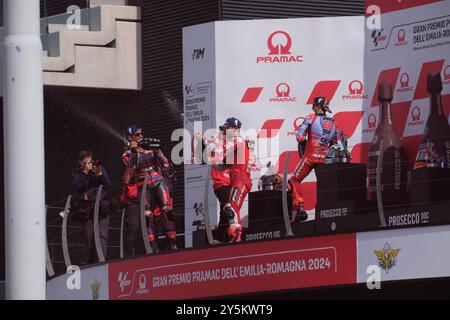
[{"left": 72, "top": 150, "right": 111, "bottom": 264}]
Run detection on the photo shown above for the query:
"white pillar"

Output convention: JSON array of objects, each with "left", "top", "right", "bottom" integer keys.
[{"left": 3, "top": 0, "right": 46, "bottom": 299}]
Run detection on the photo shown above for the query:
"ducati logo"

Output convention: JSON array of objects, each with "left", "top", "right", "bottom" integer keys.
[
  {"left": 342, "top": 80, "right": 368, "bottom": 100},
  {"left": 396, "top": 72, "right": 413, "bottom": 93},
  {"left": 257, "top": 31, "right": 303, "bottom": 64},
  {"left": 270, "top": 83, "right": 297, "bottom": 102}
]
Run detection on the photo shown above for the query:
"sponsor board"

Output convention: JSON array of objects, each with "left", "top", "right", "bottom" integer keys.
[
  {"left": 109, "top": 233, "right": 357, "bottom": 299},
  {"left": 357, "top": 224, "right": 450, "bottom": 282},
  {"left": 364, "top": 0, "right": 450, "bottom": 165},
  {"left": 184, "top": 17, "right": 365, "bottom": 248},
  {"left": 47, "top": 264, "right": 109, "bottom": 300}
]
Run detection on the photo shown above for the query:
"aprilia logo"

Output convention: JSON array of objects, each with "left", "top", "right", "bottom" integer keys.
[
  {"left": 342, "top": 80, "right": 368, "bottom": 100},
  {"left": 256, "top": 31, "right": 303, "bottom": 64},
  {"left": 192, "top": 48, "right": 205, "bottom": 60},
  {"left": 270, "top": 83, "right": 297, "bottom": 102}
]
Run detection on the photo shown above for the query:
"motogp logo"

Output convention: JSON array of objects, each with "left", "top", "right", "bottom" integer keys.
[
  {"left": 270, "top": 83, "right": 297, "bottom": 103},
  {"left": 342, "top": 80, "right": 368, "bottom": 100},
  {"left": 257, "top": 30, "right": 303, "bottom": 64}
]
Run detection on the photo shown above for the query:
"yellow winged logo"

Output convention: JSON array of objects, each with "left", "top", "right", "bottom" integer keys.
[{"left": 374, "top": 243, "right": 400, "bottom": 273}]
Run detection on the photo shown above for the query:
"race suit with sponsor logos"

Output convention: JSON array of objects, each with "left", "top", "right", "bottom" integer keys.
[
  {"left": 122, "top": 147, "right": 176, "bottom": 248},
  {"left": 289, "top": 113, "right": 339, "bottom": 211},
  {"left": 206, "top": 135, "right": 252, "bottom": 242}
]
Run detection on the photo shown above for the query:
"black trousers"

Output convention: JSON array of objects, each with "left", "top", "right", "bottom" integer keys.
[
  {"left": 214, "top": 186, "right": 232, "bottom": 242},
  {"left": 83, "top": 214, "right": 109, "bottom": 264},
  {"left": 124, "top": 201, "right": 144, "bottom": 257}
]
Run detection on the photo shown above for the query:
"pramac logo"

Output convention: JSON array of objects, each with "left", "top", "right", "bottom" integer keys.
[
  {"left": 408, "top": 106, "right": 424, "bottom": 126},
  {"left": 395, "top": 28, "right": 408, "bottom": 46},
  {"left": 342, "top": 80, "right": 368, "bottom": 100},
  {"left": 270, "top": 83, "right": 297, "bottom": 103},
  {"left": 363, "top": 113, "right": 377, "bottom": 134},
  {"left": 257, "top": 31, "right": 303, "bottom": 64},
  {"left": 287, "top": 116, "right": 306, "bottom": 136},
  {"left": 396, "top": 72, "right": 413, "bottom": 93},
  {"left": 268, "top": 31, "right": 292, "bottom": 55},
  {"left": 368, "top": 114, "right": 377, "bottom": 129},
  {"left": 443, "top": 65, "right": 450, "bottom": 84}
]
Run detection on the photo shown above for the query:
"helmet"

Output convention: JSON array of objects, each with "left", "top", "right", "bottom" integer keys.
[
  {"left": 313, "top": 97, "right": 332, "bottom": 114},
  {"left": 220, "top": 117, "right": 242, "bottom": 130},
  {"left": 127, "top": 124, "right": 143, "bottom": 136}
]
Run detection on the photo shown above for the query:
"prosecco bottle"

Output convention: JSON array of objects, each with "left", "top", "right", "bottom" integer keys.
[
  {"left": 367, "top": 82, "right": 408, "bottom": 205},
  {"left": 414, "top": 73, "right": 450, "bottom": 169}
]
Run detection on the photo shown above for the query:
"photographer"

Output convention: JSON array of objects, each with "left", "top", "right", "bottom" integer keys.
[
  {"left": 71, "top": 150, "right": 111, "bottom": 264},
  {"left": 122, "top": 125, "right": 177, "bottom": 254}
]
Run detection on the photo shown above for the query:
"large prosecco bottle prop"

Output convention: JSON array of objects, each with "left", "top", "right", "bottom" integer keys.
[
  {"left": 414, "top": 73, "right": 450, "bottom": 169},
  {"left": 367, "top": 82, "right": 408, "bottom": 205}
]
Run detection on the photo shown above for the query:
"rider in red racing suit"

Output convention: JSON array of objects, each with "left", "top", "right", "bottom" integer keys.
[
  {"left": 289, "top": 97, "right": 339, "bottom": 222},
  {"left": 204, "top": 117, "right": 252, "bottom": 242},
  {"left": 123, "top": 131, "right": 177, "bottom": 253}
]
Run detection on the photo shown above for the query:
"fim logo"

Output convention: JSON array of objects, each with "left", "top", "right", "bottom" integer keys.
[
  {"left": 90, "top": 278, "right": 102, "bottom": 300},
  {"left": 118, "top": 272, "right": 132, "bottom": 293},
  {"left": 270, "top": 83, "right": 297, "bottom": 103},
  {"left": 192, "top": 48, "right": 205, "bottom": 60},
  {"left": 374, "top": 242, "right": 400, "bottom": 273},
  {"left": 136, "top": 274, "right": 150, "bottom": 295},
  {"left": 257, "top": 30, "right": 303, "bottom": 64},
  {"left": 185, "top": 84, "right": 194, "bottom": 97},
  {"left": 342, "top": 80, "right": 368, "bottom": 100}
]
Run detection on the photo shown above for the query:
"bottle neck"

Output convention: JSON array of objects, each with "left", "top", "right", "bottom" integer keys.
[
  {"left": 429, "top": 92, "right": 443, "bottom": 117},
  {"left": 379, "top": 101, "right": 392, "bottom": 125}
]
